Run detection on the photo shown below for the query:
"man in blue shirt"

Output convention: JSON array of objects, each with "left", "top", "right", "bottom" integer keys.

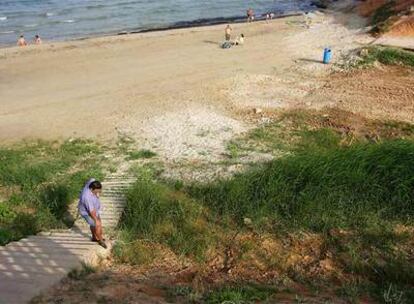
[{"left": 78, "top": 179, "right": 107, "bottom": 248}]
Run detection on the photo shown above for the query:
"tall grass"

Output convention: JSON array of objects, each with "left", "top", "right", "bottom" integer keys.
[
  {"left": 0, "top": 140, "right": 104, "bottom": 245},
  {"left": 117, "top": 175, "right": 215, "bottom": 262},
  {"left": 189, "top": 140, "right": 414, "bottom": 232}
]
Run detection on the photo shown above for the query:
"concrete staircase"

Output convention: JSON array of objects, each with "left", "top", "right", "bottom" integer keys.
[{"left": 0, "top": 174, "right": 135, "bottom": 304}]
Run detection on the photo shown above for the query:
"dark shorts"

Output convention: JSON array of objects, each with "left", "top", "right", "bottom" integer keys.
[{"left": 225, "top": 34, "right": 231, "bottom": 41}]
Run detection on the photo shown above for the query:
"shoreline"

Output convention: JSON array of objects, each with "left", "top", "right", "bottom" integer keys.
[{"left": 0, "top": 10, "right": 310, "bottom": 50}]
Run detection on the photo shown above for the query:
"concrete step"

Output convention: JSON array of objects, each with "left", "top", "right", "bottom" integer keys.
[{"left": 0, "top": 250, "right": 87, "bottom": 261}]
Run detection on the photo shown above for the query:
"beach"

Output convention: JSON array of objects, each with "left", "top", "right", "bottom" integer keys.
[
  {"left": 3, "top": 4, "right": 414, "bottom": 302},
  {"left": 0, "top": 10, "right": 372, "bottom": 144}
]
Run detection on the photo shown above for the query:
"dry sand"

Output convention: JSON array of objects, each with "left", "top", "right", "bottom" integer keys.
[{"left": 0, "top": 8, "right": 379, "bottom": 163}]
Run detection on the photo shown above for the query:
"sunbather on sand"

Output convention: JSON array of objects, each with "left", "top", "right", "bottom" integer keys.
[{"left": 235, "top": 33, "right": 245, "bottom": 45}]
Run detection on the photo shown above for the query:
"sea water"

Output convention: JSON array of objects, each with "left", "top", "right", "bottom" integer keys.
[{"left": 0, "top": 0, "right": 312, "bottom": 46}]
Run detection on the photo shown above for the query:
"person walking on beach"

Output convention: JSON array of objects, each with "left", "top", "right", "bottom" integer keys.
[
  {"left": 247, "top": 8, "right": 255, "bottom": 22},
  {"left": 225, "top": 24, "right": 232, "bottom": 41},
  {"left": 17, "top": 35, "right": 27, "bottom": 47},
  {"left": 78, "top": 179, "right": 107, "bottom": 249},
  {"left": 34, "top": 35, "right": 42, "bottom": 45}
]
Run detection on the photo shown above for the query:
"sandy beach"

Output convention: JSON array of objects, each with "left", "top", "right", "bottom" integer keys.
[{"left": 3, "top": 5, "right": 409, "bottom": 163}]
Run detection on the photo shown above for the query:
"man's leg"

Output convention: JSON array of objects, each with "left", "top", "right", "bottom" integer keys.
[
  {"left": 95, "top": 219, "right": 103, "bottom": 241},
  {"left": 90, "top": 226, "right": 98, "bottom": 241},
  {"left": 95, "top": 218, "right": 107, "bottom": 248}
]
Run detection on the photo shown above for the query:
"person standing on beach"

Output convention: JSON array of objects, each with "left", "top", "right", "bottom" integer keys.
[
  {"left": 225, "top": 24, "right": 232, "bottom": 41},
  {"left": 17, "top": 35, "right": 27, "bottom": 47},
  {"left": 247, "top": 8, "right": 255, "bottom": 22},
  {"left": 78, "top": 179, "right": 107, "bottom": 249},
  {"left": 34, "top": 35, "right": 42, "bottom": 45}
]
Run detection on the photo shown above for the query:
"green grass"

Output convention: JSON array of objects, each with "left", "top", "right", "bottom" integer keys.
[
  {"left": 115, "top": 174, "right": 215, "bottom": 262},
  {"left": 0, "top": 140, "right": 105, "bottom": 245},
  {"left": 116, "top": 113, "right": 414, "bottom": 302},
  {"left": 204, "top": 284, "right": 276, "bottom": 304},
  {"left": 128, "top": 149, "right": 157, "bottom": 160},
  {"left": 189, "top": 140, "right": 414, "bottom": 231},
  {"left": 358, "top": 46, "right": 414, "bottom": 68}
]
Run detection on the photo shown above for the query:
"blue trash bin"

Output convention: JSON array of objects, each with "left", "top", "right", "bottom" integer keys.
[{"left": 323, "top": 48, "right": 332, "bottom": 64}]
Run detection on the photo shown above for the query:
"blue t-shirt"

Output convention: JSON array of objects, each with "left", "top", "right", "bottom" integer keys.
[{"left": 77, "top": 179, "right": 101, "bottom": 216}]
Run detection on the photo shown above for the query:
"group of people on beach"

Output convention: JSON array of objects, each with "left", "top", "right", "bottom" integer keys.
[
  {"left": 223, "top": 24, "right": 244, "bottom": 48},
  {"left": 17, "top": 34, "right": 42, "bottom": 46},
  {"left": 247, "top": 8, "right": 275, "bottom": 23},
  {"left": 222, "top": 7, "right": 277, "bottom": 48}
]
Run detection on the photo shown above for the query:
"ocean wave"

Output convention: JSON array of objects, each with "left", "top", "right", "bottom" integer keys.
[
  {"left": 0, "top": 30, "right": 14, "bottom": 34},
  {"left": 46, "top": 12, "right": 55, "bottom": 17},
  {"left": 63, "top": 19, "right": 75, "bottom": 23},
  {"left": 24, "top": 24, "right": 38, "bottom": 28},
  {"left": 0, "top": 17, "right": 7, "bottom": 21}
]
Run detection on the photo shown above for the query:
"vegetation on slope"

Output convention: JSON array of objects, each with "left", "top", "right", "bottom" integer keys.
[
  {"left": 359, "top": 46, "right": 414, "bottom": 67},
  {"left": 115, "top": 110, "right": 414, "bottom": 303},
  {"left": 0, "top": 140, "right": 105, "bottom": 245}
]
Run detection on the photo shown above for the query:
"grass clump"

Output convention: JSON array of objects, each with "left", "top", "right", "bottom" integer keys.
[
  {"left": 116, "top": 175, "right": 215, "bottom": 262},
  {"left": 0, "top": 140, "right": 105, "bottom": 245},
  {"left": 204, "top": 284, "right": 275, "bottom": 304},
  {"left": 358, "top": 46, "right": 414, "bottom": 68},
  {"left": 128, "top": 149, "right": 157, "bottom": 160}
]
